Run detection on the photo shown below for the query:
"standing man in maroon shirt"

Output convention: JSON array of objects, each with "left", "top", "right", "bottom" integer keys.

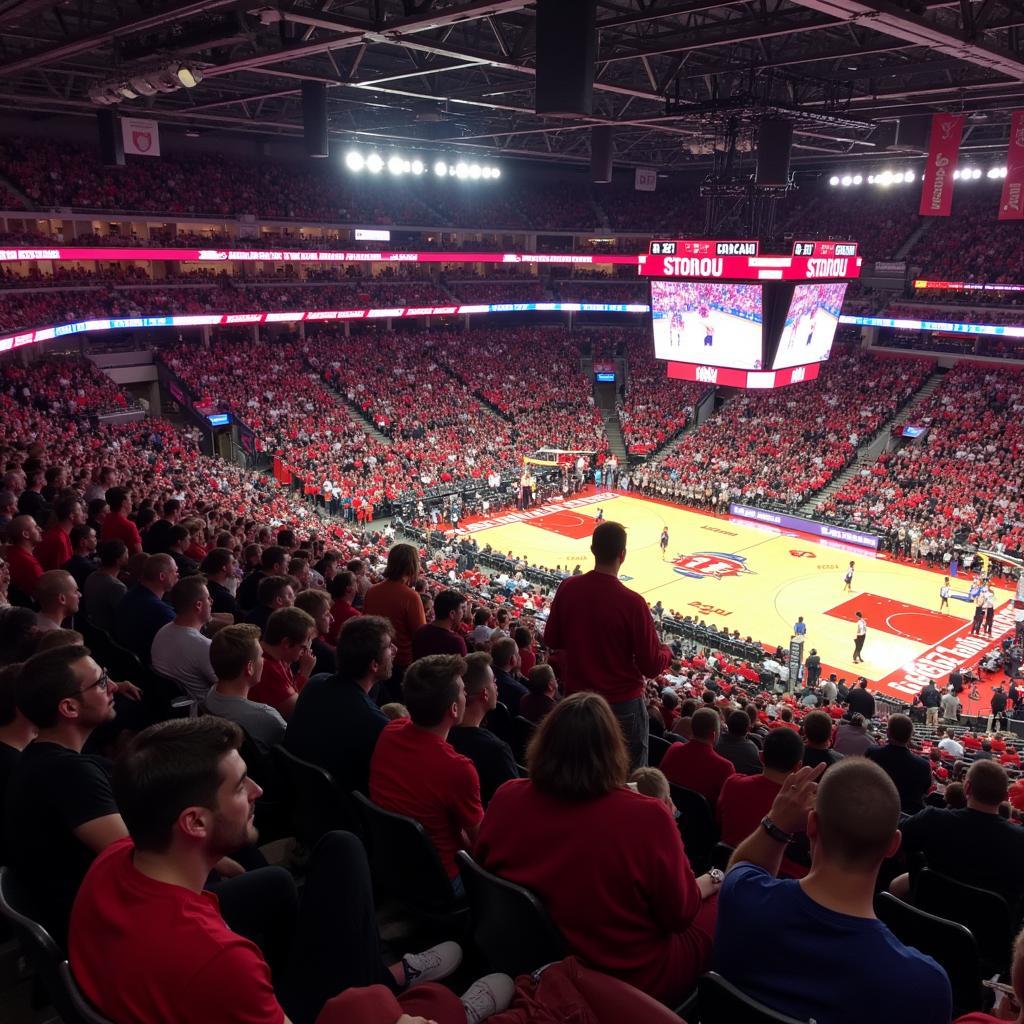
[{"left": 543, "top": 521, "right": 671, "bottom": 769}]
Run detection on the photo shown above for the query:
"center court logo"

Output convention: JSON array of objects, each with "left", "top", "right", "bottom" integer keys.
[{"left": 672, "top": 551, "right": 754, "bottom": 580}]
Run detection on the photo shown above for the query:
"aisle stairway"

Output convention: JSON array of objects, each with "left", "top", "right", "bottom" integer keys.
[
  {"left": 799, "top": 369, "right": 945, "bottom": 515},
  {"left": 309, "top": 363, "right": 392, "bottom": 444}
]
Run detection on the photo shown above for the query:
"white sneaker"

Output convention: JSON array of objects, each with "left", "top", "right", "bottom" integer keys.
[
  {"left": 461, "top": 973, "right": 516, "bottom": 1024},
  {"left": 401, "top": 940, "right": 463, "bottom": 987}
]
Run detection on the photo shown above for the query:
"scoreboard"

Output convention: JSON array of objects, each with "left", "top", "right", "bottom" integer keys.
[{"left": 641, "top": 238, "right": 861, "bottom": 281}]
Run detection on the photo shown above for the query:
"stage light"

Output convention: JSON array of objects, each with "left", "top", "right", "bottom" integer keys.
[
  {"left": 345, "top": 151, "right": 365, "bottom": 172},
  {"left": 893, "top": 172, "right": 905, "bottom": 184},
  {"left": 366, "top": 153, "right": 384, "bottom": 174},
  {"left": 174, "top": 63, "right": 203, "bottom": 88},
  {"left": 455, "top": 162, "right": 469, "bottom": 179},
  {"left": 116, "top": 83, "right": 138, "bottom": 100},
  {"left": 829, "top": 175, "right": 840, "bottom": 186},
  {"left": 469, "top": 164, "right": 482, "bottom": 179},
  {"left": 972, "top": 168, "right": 982, "bottom": 179},
  {"left": 411, "top": 159, "right": 425, "bottom": 175},
  {"left": 841, "top": 175, "right": 852, "bottom": 186},
  {"left": 492, "top": 167, "right": 500, "bottom": 178},
  {"left": 987, "top": 167, "right": 1000, "bottom": 179},
  {"left": 387, "top": 155, "right": 404, "bottom": 175},
  {"left": 481, "top": 167, "right": 492, "bottom": 179},
  {"left": 852, "top": 174, "right": 863, "bottom": 185},
  {"left": 904, "top": 170, "right": 915, "bottom": 182},
  {"left": 952, "top": 169, "right": 961, "bottom": 180},
  {"left": 434, "top": 161, "right": 447, "bottom": 176}
]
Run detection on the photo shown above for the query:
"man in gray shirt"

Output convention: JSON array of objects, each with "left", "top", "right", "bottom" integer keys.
[
  {"left": 715, "top": 709, "right": 763, "bottom": 775},
  {"left": 82, "top": 540, "right": 128, "bottom": 635},
  {"left": 203, "top": 623, "right": 286, "bottom": 752},
  {"left": 150, "top": 576, "right": 216, "bottom": 701}
]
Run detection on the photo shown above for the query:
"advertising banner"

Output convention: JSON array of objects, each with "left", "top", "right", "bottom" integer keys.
[
  {"left": 121, "top": 117, "right": 161, "bottom": 157},
  {"left": 999, "top": 110, "right": 1024, "bottom": 221},
  {"left": 919, "top": 113, "right": 964, "bottom": 216},
  {"left": 727, "top": 503, "right": 880, "bottom": 550}
]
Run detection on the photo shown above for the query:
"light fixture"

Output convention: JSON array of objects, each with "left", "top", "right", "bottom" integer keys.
[
  {"left": 841, "top": 175, "right": 852, "bottom": 186},
  {"left": 130, "top": 75, "right": 158, "bottom": 97},
  {"left": 852, "top": 174, "right": 863, "bottom": 185},
  {"left": 366, "top": 153, "right": 384, "bottom": 174},
  {"left": 455, "top": 162, "right": 469, "bottom": 179},
  {"left": 953, "top": 169, "right": 961, "bottom": 180},
  {"left": 469, "top": 163, "right": 481, "bottom": 179},
  {"left": 345, "top": 151, "right": 365, "bottom": 172},
  {"left": 116, "top": 83, "right": 138, "bottom": 100},
  {"left": 972, "top": 168, "right": 982, "bottom": 179},
  {"left": 434, "top": 161, "right": 448, "bottom": 176},
  {"left": 482, "top": 167, "right": 492, "bottom": 179},
  {"left": 387, "top": 155, "right": 404, "bottom": 175},
  {"left": 411, "top": 159, "right": 424, "bottom": 175},
  {"left": 492, "top": 167, "right": 500, "bottom": 178},
  {"left": 904, "top": 170, "right": 915, "bottom": 182},
  {"left": 829, "top": 175, "right": 840, "bottom": 186},
  {"left": 173, "top": 63, "right": 203, "bottom": 88}
]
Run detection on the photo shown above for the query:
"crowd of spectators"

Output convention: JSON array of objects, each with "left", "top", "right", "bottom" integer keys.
[
  {"left": 819, "top": 362, "right": 1024, "bottom": 554},
  {"left": 637, "top": 347, "right": 933, "bottom": 508}
]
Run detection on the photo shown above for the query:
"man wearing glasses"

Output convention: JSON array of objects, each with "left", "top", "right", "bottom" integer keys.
[{"left": 3, "top": 645, "right": 120, "bottom": 945}]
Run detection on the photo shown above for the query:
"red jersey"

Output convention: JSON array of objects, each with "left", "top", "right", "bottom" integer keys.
[
  {"left": 5, "top": 543, "right": 43, "bottom": 596},
  {"left": 102, "top": 511, "right": 142, "bottom": 553},
  {"left": 249, "top": 654, "right": 307, "bottom": 714},
  {"left": 660, "top": 740, "right": 736, "bottom": 805},
  {"left": 35, "top": 526, "right": 72, "bottom": 571}
]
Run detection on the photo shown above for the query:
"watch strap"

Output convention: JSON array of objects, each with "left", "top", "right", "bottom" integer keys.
[{"left": 761, "top": 816, "right": 795, "bottom": 843}]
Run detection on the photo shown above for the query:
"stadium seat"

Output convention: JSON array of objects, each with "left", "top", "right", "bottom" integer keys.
[
  {"left": 648, "top": 733, "right": 675, "bottom": 768},
  {"left": 486, "top": 701, "right": 513, "bottom": 743},
  {"left": 913, "top": 867, "right": 1014, "bottom": 976},
  {"left": 351, "top": 791, "right": 468, "bottom": 930},
  {"left": 0, "top": 867, "right": 113, "bottom": 1023},
  {"left": 669, "top": 784, "right": 720, "bottom": 873},
  {"left": 710, "top": 842, "right": 735, "bottom": 871},
  {"left": 696, "top": 971, "right": 812, "bottom": 1024},
  {"left": 874, "top": 892, "right": 983, "bottom": 1015},
  {"left": 270, "top": 745, "right": 359, "bottom": 848},
  {"left": 510, "top": 715, "right": 536, "bottom": 764},
  {"left": 456, "top": 850, "right": 567, "bottom": 978}
]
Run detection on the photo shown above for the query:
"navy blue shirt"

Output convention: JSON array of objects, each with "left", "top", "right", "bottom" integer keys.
[
  {"left": 494, "top": 668, "right": 528, "bottom": 717},
  {"left": 284, "top": 673, "right": 388, "bottom": 795},
  {"left": 112, "top": 585, "right": 174, "bottom": 664},
  {"left": 714, "top": 864, "right": 951, "bottom": 1024}
]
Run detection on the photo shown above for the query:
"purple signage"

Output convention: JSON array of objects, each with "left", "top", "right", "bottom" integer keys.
[{"left": 728, "top": 503, "right": 880, "bottom": 551}]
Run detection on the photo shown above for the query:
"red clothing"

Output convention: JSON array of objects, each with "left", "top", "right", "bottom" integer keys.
[
  {"left": 543, "top": 570, "right": 670, "bottom": 703},
  {"left": 370, "top": 719, "right": 483, "bottom": 879},
  {"left": 518, "top": 645, "right": 537, "bottom": 677},
  {"left": 318, "top": 985, "right": 465, "bottom": 1024},
  {"left": 363, "top": 580, "right": 426, "bottom": 667},
  {"left": 328, "top": 598, "right": 360, "bottom": 642},
  {"left": 716, "top": 774, "right": 808, "bottom": 878},
  {"left": 249, "top": 654, "right": 307, "bottom": 714},
  {"left": 102, "top": 511, "right": 142, "bottom": 553},
  {"left": 475, "top": 779, "right": 716, "bottom": 1006},
  {"left": 5, "top": 543, "right": 43, "bottom": 596},
  {"left": 35, "top": 525, "right": 72, "bottom": 571},
  {"left": 660, "top": 740, "right": 736, "bottom": 805},
  {"left": 70, "top": 837, "right": 283, "bottom": 1023}
]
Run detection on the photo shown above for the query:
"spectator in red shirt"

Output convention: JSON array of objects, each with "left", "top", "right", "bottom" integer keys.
[
  {"left": 70, "top": 716, "right": 508, "bottom": 1024},
  {"left": 326, "top": 570, "right": 359, "bottom": 642},
  {"left": 249, "top": 606, "right": 317, "bottom": 720},
  {"left": 476, "top": 691, "right": 720, "bottom": 1006},
  {"left": 412, "top": 589, "right": 468, "bottom": 661},
  {"left": 35, "top": 495, "right": 85, "bottom": 571},
  {"left": 718, "top": 727, "right": 809, "bottom": 877},
  {"left": 369, "top": 653, "right": 483, "bottom": 890},
  {"left": 543, "top": 521, "right": 670, "bottom": 770},
  {"left": 100, "top": 486, "right": 142, "bottom": 556},
  {"left": 513, "top": 626, "right": 536, "bottom": 677},
  {"left": 661, "top": 707, "right": 736, "bottom": 805},
  {"left": 4, "top": 514, "right": 43, "bottom": 600}
]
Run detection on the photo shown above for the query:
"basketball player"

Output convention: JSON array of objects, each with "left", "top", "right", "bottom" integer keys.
[
  {"left": 853, "top": 612, "right": 867, "bottom": 664},
  {"left": 702, "top": 320, "right": 714, "bottom": 348},
  {"left": 843, "top": 561, "right": 855, "bottom": 593},
  {"left": 660, "top": 527, "right": 669, "bottom": 561},
  {"left": 939, "top": 577, "right": 951, "bottom": 612},
  {"left": 805, "top": 311, "right": 817, "bottom": 347},
  {"left": 595, "top": 507, "right": 604, "bottom": 524}
]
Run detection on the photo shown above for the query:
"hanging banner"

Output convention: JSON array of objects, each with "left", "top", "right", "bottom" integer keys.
[
  {"left": 918, "top": 113, "right": 964, "bottom": 217},
  {"left": 121, "top": 117, "right": 161, "bottom": 157},
  {"left": 635, "top": 167, "right": 657, "bottom": 192},
  {"left": 999, "top": 110, "right": 1024, "bottom": 221}
]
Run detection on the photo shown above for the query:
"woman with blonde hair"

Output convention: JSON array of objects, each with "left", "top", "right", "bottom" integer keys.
[
  {"left": 475, "top": 691, "right": 719, "bottom": 1006},
  {"left": 363, "top": 543, "right": 425, "bottom": 701}
]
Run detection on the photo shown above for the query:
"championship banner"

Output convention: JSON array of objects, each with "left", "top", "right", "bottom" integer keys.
[
  {"left": 635, "top": 167, "right": 657, "bottom": 192},
  {"left": 121, "top": 117, "right": 160, "bottom": 157},
  {"left": 999, "top": 110, "right": 1024, "bottom": 221},
  {"left": 918, "top": 113, "right": 964, "bottom": 217}
]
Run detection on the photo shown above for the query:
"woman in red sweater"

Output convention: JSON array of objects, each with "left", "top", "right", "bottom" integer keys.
[{"left": 475, "top": 692, "right": 719, "bottom": 1006}]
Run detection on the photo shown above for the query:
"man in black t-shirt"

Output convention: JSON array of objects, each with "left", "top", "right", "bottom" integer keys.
[
  {"left": 889, "top": 760, "right": 1024, "bottom": 914},
  {"left": 865, "top": 713, "right": 932, "bottom": 815},
  {"left": 4, "top": 645, "right": 123, "bottom": 944},
  {"left": 447, "top": 651, "right": 518, "bottom": 805},
  {"left": 846, "top": 677, "right": 875, "bottom": 720},
  {"left": 200, "top": 547, "right": 241, "bottom": 620}
]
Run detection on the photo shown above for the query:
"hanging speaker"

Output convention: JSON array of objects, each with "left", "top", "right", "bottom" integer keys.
[
  {"left": 535, "top": 0, "right": 596, "bottom": 116},
  {"left": 97, "top": 110, "right": 124, "bottom": 167},
  {"left": 591, "top": 126, "right": 613, "bottom": 183},
  {"left": 302, "top": 81, "right": 328, "bottom": 158},
  {"left": 755, "top": 119, "right": 793, "bottom": 186}
]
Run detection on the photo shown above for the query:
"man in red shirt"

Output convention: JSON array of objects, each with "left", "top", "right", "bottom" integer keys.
[
  {"left": 326, "top": 570, "right": 360, "bottom": 642},
  {"left": 70, "top": 716, "right": 510, "bottom": 1024},
  {"left": 370, "top": 653, "right": 483, "bottom": 890},
  {"left": 249, "top": 606, "right": 317, "bottom": 720},
  {"left": 412, "top": 589, "right": 469, "bottom": 660},
  {"left": 718, "top": 726, "right": 808, "bottom": 876},
  {"left": 544, "top": 521, "right": 670, "bottom": 769},
  {"left": 4, "top": 514, "right": 43, "bottom": 599},
  {"left": 35, "top": 495, "right": 86, "bottom": 571},
  {"left": 100, "top": 486, "right": 142, "bottom": 556},
  {"left": 661, "top": 707, "right": 736, "bottom": 804}
]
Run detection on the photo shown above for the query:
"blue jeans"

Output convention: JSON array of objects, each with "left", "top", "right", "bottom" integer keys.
[{"left": 610, "top": 696, "right": 649, "bottom": 771}]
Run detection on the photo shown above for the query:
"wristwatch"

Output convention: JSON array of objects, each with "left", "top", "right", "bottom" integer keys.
[
  {"left": 708, "top": 868, "right": 725, "bottom": 885},
  {"left": 761, "top": 816, "right": 795, "bottom": 843}
]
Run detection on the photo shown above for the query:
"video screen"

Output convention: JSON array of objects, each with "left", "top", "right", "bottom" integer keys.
[
  {"left": 772, "top": 282, "right": 848, "bottom": 370},
  {"left": 650, "top": 281, "right": 763, "bottom": 371}
]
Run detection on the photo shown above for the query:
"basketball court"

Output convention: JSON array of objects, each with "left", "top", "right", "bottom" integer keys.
[{"left": 464, "top": 490, "right": 1016, "bottom": 703}]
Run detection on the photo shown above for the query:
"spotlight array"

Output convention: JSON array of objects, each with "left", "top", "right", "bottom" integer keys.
[
  {"left": 954, "top": 166, "right": 1008, "bottom": 180},
  {"left": 345, "top": 150, "right": 500, "bottom": 179},
  {"left": 88, "top": 62, "right": 204, "bottom": 105},
  {"left": 828, "top": 169, "right": 916, "bottom": 188}
]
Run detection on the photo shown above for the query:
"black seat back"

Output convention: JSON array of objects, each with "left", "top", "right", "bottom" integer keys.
[
  {"left": 648, "top": 733, "right": 674, "bottom": 768},
  {"left": 914, "top": 867, "right": 1014, "bottom": 975},
  {"left": 456, "top": 850, "right": 566, "bottom": 977},
  {"left": 0, "top": 867, "right": 113, "bottom": 1024},
  {"left": 57, "top": 962, "right": 115, "bottom": 1024},
  {"left": 875, "top": 892, "right": 982, "bottom": 1015},
  {"left": 669, "top": 783, "right": 720, "bottom": 873},
  {"left": 352, "top": 791, "right": 460, "bottom": 917},
  {"left": 270, "top": 745, "right": 358, "bottom": 847},
  {"left": 486, "top": 701, "right": 513, "bottom": 743},
  {"left": 698, "top": 971, "right": 812, "bottom": 1024},
  {"left": 510, "top": 715, "right": 536, "bottom": 764}
]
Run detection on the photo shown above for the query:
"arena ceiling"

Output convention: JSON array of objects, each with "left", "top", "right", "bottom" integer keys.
[{"left": 0, "top": 0, "right": 1021, "bottom": 170}]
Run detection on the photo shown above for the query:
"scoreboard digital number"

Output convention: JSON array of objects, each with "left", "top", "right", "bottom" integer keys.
[
  {"left": 650, "top": 239, "right": 759, "bottom": 257},
  {"left": 650, "top": 241, "right": 677, "bottom": 255},
  {"left": 792, "top": 241, "right": 859, "bottom": 259}
]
